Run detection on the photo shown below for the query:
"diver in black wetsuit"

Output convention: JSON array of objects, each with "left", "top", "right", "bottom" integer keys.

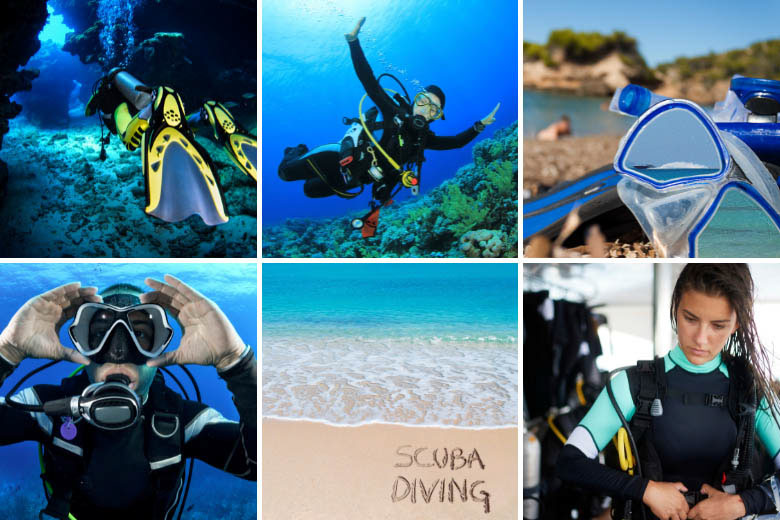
[
  {"left": 278, "top": 16, "right": 500, "bottom": 202},
  {"left": 556, "top": 264, "right": 780, "bottom": 519},
  {"left": 0, "top": 278, "right": 256, "bottom": 520}
]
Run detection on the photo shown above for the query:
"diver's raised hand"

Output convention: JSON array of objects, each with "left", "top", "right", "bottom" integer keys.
[
  {"left": 141, "top": 275, "right": 246, "bottom": 371},
  {"left": 481, "top": 103, "right": 500, "bottom": 126},
  {"left": 0, "top": 282, "right": 99, "bottom": 366},
  {"left": 345, "top": 16, "right": 366, "bottom": 42}
]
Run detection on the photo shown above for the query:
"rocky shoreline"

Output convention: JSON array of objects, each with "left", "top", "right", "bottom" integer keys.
[{"left": 523, "top": 135, "right": 655, "bottom": 258}]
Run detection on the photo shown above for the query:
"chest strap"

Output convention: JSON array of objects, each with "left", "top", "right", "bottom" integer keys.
[{"left": 665, "top": 387, "right": 727, "bottom": 407}]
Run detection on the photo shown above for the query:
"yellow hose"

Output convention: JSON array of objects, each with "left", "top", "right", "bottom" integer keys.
[
  {"left": 575, "top": 379, "right": 587, "bottom": 406},
  {"left": 616, "top": 427, "right": 635, "bottom": 475},
  {"left": 547, "top": 414, "right": 568, "bottom": 444},
  {"left": 358, "top": 90, "right": 415, "bottom": 180}
]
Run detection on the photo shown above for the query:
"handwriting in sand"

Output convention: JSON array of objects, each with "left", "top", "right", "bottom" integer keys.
[{"left": 391, "top": 446, "right": 491, "bottom": 514}]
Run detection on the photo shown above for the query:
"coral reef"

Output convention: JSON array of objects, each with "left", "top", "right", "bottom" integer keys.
[
  {"left": 0, "top": 119, "right": 256, "bottom": 257},
  {"left": 263, "top": 121, "right": 518, "bottom": 258},
  {"left": 460, "top": 229, "right": 505, "bottom": 258}
]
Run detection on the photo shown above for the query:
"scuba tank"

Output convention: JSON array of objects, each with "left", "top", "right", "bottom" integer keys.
[
  {"left": 112, "top": 69, "right": 153, "bottom": 111},
  {"left": 523, "top": 431, "right": 542, "bottom": 520}
]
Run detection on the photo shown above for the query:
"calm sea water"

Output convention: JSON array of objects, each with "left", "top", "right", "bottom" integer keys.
[
  {"left": 262, "top": 264, "right": 518, "bottom": 427},
  {"left": 262, "top": 1, "right": 519, "bottom": 224},
  {"left": 0, "top": 263, "right": 257, "bottom": 511},
  {"left": 523, "top": 89, "right": 633, "bottom": 138}
]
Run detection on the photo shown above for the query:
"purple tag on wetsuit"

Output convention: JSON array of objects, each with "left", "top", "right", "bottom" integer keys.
[{"left": 60, "top": 418, "right": 77, "bottom": 440}]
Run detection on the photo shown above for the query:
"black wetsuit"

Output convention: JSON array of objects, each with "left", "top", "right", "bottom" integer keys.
[
  {"left": 556, "top": 348, "right": 780, "bottom": 515},
  {"left": 278, "top": 37, "right": 484, "bottom": 200},
  {"left": 0, "top": 352, "right": 257, "bottom": 520}
]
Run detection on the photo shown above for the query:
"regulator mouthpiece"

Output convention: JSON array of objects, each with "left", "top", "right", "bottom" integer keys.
[{"left": 43, "top": 377, "right": 142, "bottom": 431}]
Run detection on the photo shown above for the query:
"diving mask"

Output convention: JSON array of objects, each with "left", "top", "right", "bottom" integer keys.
[
  {"left": 414, "top": 92, "right": 443, "bottom": 120},
  {"left": 69, "top": 303, "right": 173, "bottom": 364}
]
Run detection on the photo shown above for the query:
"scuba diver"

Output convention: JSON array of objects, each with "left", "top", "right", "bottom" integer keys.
[
  {"left": 556, "top": 264, "right": 780, "bottom": 519},
  {"left": 277, "top": 17, "right": 500, "bottom": 236},
  {"left": 0, "top": 278, "right": 256, "bottom": 520},
  {"left": 86, "top": 68, "right": 258, "bottom": 226}
]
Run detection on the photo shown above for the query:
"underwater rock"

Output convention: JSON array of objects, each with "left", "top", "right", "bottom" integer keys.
[
  {"left": 0, "top": 0, "right": 48, "bottom": 152},
  {"left": 50, "top": 0, "right": 98, "bottom": 35},
  {"left": 263, "top": 121, "right": 519, "bottom": 258},
  {"left": 0, "top": 160, "right": 8, "bottom": 205},
  {"left": 459, "top": 229, "right": 505, "bottom": 258},
  {"left": 54, "top": 0, "right": 256, "bottom": 106}
]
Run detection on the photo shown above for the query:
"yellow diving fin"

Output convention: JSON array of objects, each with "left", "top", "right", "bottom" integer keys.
[
  {"left": 202, "top": 100, "right": 258, "bottom": 181},
  {"left": 142, "top": 87, "right": 229, "bottom": 225}
]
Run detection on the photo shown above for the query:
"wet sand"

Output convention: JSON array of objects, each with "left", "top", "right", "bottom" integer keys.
[{"left": 262, "top": 419, "right": 518, "bottom": 520}]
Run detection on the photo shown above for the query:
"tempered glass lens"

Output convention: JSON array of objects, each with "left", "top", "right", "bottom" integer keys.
[
  {"left": 414, "top": 93, "right": 430, "bottom": 106},
  {"left": 88, "top": 308, "right": 118, "bottom": 350},
  {"left": 127, "top": 309, "right": 155, "bottom": 351},
  {"left": 617, "top": 102, "right": 727, "bottom": 187}
]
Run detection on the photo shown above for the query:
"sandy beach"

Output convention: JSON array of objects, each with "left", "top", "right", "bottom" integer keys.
[{"left": 262, "top": 419, "right": 518, "bottom": 520}]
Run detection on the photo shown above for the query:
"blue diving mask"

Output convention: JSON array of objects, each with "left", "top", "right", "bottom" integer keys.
[{"left": 613, "top": 99, "right": 780, "bottom": 257}]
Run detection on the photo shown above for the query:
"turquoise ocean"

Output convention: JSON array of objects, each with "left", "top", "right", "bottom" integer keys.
[{"left": 263, "top": 263, "right": 518, "bottom": 428}]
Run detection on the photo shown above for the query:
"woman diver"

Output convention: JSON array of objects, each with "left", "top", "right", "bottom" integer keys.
[
  {"left": 556, "top": 264, "right": 780, "bottom": 519},
  {"left": 277, "top": 17, "right": 500, "bottom": 205}
]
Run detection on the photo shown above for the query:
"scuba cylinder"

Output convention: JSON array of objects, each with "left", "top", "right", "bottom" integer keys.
[
  {"left": 523, "top": 431, "right": 542, "bottom": 519},
  {"left": 112, "top": 69, "right": 153, "bottom": 111}
]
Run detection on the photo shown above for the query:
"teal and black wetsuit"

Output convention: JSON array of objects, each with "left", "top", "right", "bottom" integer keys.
[
  {"left": 557, "top": 345, "right": 780, "bottom": 514},
  {"left": 278, "top": 37, "right": 484, "bottom": 200}
]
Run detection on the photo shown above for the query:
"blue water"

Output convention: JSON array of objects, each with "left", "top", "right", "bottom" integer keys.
[
  {"left": 523, "top": 89, "right": 633, "bottom": 138},
  {"left": 263, "top": 263, "right": 518, "bottom": 340},
  {"left": 263, "top": 264, "right": 518, "bottom": 427},
  {"left": 0, "top": 263, "right": 256, "bottom": 514},
  {"left": 262, "top": 0, "right": 519, "bottom": 224}
]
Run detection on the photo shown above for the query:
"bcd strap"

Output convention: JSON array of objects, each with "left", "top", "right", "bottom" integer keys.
[
  {"left": 664, "top": 387, "right": 727, "bottom": 407},
  {"left": 630, "top": 358, "right": 666, "bottom": 432},
  {"left": 39, "top": 484, "right": 73, "bottom": 520},
  {"left": 146, "top": 375, "right": 186, "bottom": 519},
  {"left": 38, "top": 374, "right": 91, "bottom": 520}
]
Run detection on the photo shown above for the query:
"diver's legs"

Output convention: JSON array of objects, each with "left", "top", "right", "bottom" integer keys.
[
  {"left": 304, "top": 178, "right": 341, "bottom": 198},
  {"left": 278, "top": 144, "right": 313, "bottom": 181}
]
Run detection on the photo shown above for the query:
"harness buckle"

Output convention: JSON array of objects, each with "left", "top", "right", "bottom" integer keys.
[{"left": 707, "top": 394, "right": 725, "bottom": 407}]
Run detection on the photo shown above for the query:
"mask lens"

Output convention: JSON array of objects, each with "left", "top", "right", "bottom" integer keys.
[
  {"left": 88, "top": 309, "right": 117, "bottom": 348},
  {"left": 128, "top": 309, "right": 155, "bottom": 351}
]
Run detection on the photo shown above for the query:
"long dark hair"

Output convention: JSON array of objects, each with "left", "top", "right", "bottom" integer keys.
[{"left": 670, "top": 264, "right": 779, "bottom": 420}]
